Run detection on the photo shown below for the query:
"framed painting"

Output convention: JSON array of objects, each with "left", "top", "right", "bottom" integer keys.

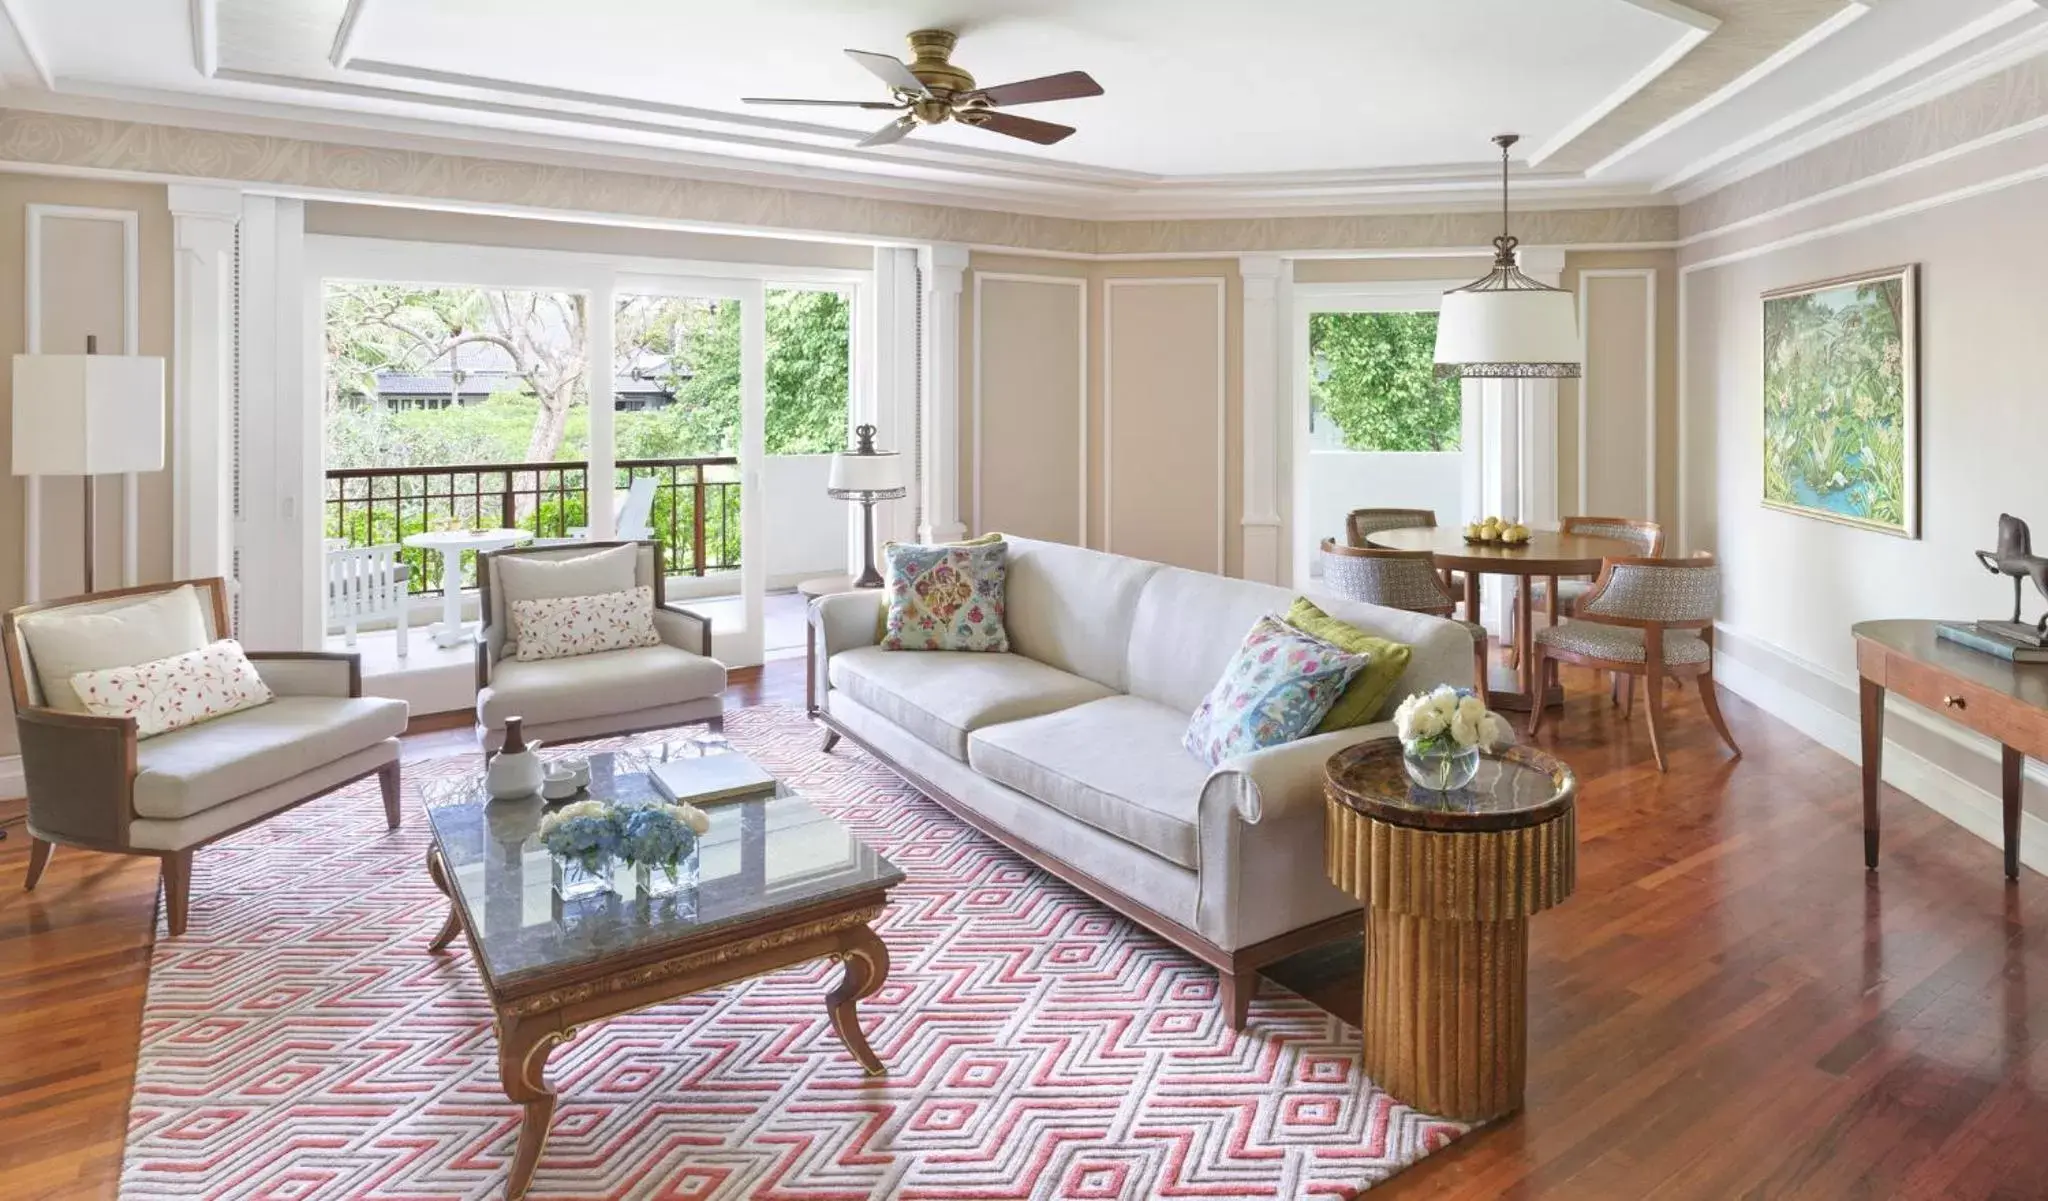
[{"left": 1761, "top": 264, "right": 1919, "bottom": 537}]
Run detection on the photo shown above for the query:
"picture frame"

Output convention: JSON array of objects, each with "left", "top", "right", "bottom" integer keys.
[{"left": 1760, "top": 264, "right": 1919, "bottom": 538}]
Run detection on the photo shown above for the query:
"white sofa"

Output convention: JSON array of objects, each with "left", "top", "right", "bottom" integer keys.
[{"left": 807, "top": 537, "right": 1474, "bottom": 1028}]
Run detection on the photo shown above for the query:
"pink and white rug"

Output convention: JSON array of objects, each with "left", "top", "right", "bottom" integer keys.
[{"left": 121, "top": 705, "right": 1464, "bottom": 1199}]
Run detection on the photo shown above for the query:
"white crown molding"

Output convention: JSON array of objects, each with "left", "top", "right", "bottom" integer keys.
[
  {"left": 1587, "top": 2, "right": 1872, "bottom": 179},
  {"left": 1530, "top": 4, "right": 1719, "bottom": 167},
  {"left": 0, "top": 0, "right": 52, "bottom": 90},
  {"left": 1674, "top": 9, "right": 2048, "bottom": 205},
  {"left": 189, "top": 0, "right": 217, "bottom": 79},
  {"left": 330, "top": 0, "right": 376, "bottom": 71}
]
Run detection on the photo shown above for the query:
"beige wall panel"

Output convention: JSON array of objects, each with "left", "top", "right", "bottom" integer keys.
[
  {"left": 974, "top": 276, "right": 1084, "bottom": 544},
  {"left": 33, "top": 216, "right": 128, "bottom": 600},
  {"left": 0, "top": 176, "right": 175, "bottom": 761},
  {"left": 1578, "top": 272, "right": 1655, "bottom": 519},
  {"left": 1104, "top": 278, "right": 1225, "bottom": 573},
  {"left": 1561, "top": 249, "right": 1678, "bottom": 524}
]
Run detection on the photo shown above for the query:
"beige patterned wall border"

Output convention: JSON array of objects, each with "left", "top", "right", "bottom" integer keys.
[
  {"left": 1681, "top": 49, "right": 2048, "bottom": 240},
  {"left": 0, "top": 107, "right": 1679, "bottom": 256}
]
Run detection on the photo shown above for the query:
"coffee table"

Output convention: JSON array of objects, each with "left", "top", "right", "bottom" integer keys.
[
  {"left": 422, "top": 734, "right": 904, "bottom": 1200},
  {"left": 1323, "top": 738, "right": 1576, "bottom": 1123}
]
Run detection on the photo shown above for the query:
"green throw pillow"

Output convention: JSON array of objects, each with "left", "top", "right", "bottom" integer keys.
[
  {"left": 874, "top": 532, "right": 1006, "bottom": 640},
  {"left": 1286, "top": 597, "right": 1412, "bottom": 732}
]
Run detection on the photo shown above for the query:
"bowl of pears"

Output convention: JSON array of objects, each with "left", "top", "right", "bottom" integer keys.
[{"left": 1463, "top": 516, "right": 1532, "bottom": 547}]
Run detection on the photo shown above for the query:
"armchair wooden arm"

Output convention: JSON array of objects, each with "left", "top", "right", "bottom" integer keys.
[{"left": 14, "top": 706, "right": 138, "bottom": 850}]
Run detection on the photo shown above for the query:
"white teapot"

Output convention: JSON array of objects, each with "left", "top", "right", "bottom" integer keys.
[{"left": 486, "top": 716, "right": 546, "bottom": 800}]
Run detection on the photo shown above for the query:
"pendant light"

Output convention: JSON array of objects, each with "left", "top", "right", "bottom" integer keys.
[{"left": 1434, "top": 134, "right": 1582, "bottom": 379}]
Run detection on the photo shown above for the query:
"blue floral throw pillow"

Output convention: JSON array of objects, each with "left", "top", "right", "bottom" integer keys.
[
  {"left": 880, "top": 540, "right": 1010, "bottom": 652},
  {"left": 1182, "top": 615, "right": 1368, "bottom": 766}
]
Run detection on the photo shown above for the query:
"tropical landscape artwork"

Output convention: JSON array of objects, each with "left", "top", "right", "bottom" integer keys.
[{"left": 1761, "top": 264, "right": 1918, "bottom": 537}]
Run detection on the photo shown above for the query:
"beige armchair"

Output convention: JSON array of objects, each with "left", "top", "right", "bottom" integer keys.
[
  {"left": 475, "top": 540, "right": 726, "bottom": 751},
  {"left": 5, "top": 578, "right": 408, "bottom": 936}
]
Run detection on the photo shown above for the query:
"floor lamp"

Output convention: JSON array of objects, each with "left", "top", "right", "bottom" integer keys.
[
  {"left": 12, "top": 335, "right": 168, "bottom": 595},
  {"left": 828, "top": 424, "right": 907, "bottom": 589}
]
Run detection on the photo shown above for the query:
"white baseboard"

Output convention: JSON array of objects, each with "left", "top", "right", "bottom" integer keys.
[
  {"left": 1712, "top": 630, "right": 2048, "bottom": 877},
  {"left": 0, "top": 754, "right": 21, "bottom": 801}
]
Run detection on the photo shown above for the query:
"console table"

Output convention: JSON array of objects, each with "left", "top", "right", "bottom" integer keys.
[{"left": 1853, "top": 619, "right": 2048, "bottom": 880}]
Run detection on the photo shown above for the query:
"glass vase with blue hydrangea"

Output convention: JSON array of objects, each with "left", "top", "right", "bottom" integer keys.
[
  {"left": 1392, "top": 685, "right": 1515, "bottom": 794},
  {"left": 621, "top": 801, "right": 713, "bottom": 897},
  {"left": 537, "top": 799, "right": 624, "bottom": 900}
]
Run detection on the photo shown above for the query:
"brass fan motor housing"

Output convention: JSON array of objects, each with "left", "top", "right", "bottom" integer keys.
[{"left": 904, "top": 29, "right": 976, "bottom": 118}]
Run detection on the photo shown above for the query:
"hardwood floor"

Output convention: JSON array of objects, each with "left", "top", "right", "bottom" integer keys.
[{"left": 2, "top": 656, "right": 2042, "bottom": 1199}]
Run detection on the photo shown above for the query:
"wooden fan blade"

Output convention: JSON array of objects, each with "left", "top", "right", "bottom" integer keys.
[
  {"left": 967, "top": 110, "right": 1076, "bottom": 145},
  {"left": 858, "top": 116, "right": 917, "bottom": 148},
  {"left": 845, "top": 49, "right": 929, "bottom": 96},
  {"left": 965, "top": 71, "right": 1103, "bottom": 107},
  {"left": 742, "top": 97, "right": 906, "bottom": 109}
]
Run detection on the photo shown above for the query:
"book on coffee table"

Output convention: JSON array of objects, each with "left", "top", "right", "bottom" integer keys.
[
  {"left": 1935, "top": 620, "right": 2048, "bottom": 663},
  {"left": 650, "top": 752, "right": 779, "bottom": 806}
]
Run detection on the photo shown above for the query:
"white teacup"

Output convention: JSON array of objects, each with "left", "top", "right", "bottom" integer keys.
[{"left": 541, "top": 767, "right": 582, "bottom": 800}]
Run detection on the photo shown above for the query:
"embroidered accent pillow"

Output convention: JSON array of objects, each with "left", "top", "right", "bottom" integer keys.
[
  {"left": 880, "top": 540, "right": 1010, "bottom": 652},
  {"left": 72, "top": 639, "right": 275, "bottom": 739},
  {"left": 1182, "top": 615, "right": 1367, "bottom": 767},
  {"left": 511, "top": 585, "right": 661, "bottom": 662}
]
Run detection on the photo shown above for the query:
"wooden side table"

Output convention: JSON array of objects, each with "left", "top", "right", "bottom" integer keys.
[{"left": 1324, "top": 739, "right": 1577, "bottom": 1122}]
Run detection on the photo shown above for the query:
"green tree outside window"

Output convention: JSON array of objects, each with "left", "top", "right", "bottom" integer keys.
[{"left": 1309, "top": 311, "right": 1461, "bottom": 452}]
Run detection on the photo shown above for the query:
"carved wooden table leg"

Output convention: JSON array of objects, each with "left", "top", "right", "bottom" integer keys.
[
  {"left": 826, "top": 923, "right": 890, "bottom": 1075},
  {"left": 497, "top": 1011, "right": 569, "bottom": 1201},
  {"left": 425, "top": 846, "right": 462, "bottom": 954}
]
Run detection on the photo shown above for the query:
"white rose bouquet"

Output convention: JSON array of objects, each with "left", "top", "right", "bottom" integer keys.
[{"left": 1392, "top": 686, "right": 1513, "bottom": 791}]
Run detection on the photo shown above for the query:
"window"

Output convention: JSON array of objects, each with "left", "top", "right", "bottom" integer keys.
[
  {"left": 1307, "top": 310, "right": 1461, "bottom": 452},
  {"left": 764, "top": 287, "right": 850, "bottom": 455}
]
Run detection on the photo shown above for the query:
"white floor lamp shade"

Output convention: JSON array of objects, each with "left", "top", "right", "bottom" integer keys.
[{"left": 12, "top": 348, "right": 167, "bottom": 592}]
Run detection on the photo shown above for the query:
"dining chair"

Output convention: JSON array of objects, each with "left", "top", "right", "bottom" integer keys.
[
  {"left": 1508, "top": 516, "right": 1664, "bottom": 669},
  {"left": 1526, "top": 551, "right": 1737, "bottom": 772},
  {"left": 1342, "top": 508, "right": 1467, "bottom": 618},
  {"left": 1320, "top": 538, "right": 1489, "bottom": 708}
]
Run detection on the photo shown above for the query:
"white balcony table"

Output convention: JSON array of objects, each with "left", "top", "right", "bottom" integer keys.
[{"left": 402, "top": 528, "right": 533, "bottom": 648}]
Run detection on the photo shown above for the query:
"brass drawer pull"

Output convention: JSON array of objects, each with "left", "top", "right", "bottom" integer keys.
[{"left": 1944, "top": 695, "right": 1967, "bottom": 710}]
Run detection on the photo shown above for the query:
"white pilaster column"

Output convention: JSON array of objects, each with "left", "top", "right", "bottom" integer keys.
[
  {"left": 585, "top": 275, "right": 616, "bottom": 539},
  {"left": 1239, "top": 255, "right": 1286, "bottom": 584},
  {"left": 917, "top": 243, "right": 969, "bottom": 544},
  {"left": 871, "top": 247, "right": 920, "bottom": 550},
  {"left": 169, "top": 184, "right": 242, "bottom": 586}
]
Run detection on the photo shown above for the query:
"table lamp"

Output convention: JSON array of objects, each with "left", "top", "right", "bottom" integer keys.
[
  {"left": 828, "top": 424, "right": 908, "bottom": 589},
  {"left": 12, "top": 335, "right": 167, "bottom": 594}
]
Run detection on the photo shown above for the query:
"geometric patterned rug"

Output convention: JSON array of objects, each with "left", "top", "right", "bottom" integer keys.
[{"left": 121, "top": 704, "right": 1465, "bottom": 1199}]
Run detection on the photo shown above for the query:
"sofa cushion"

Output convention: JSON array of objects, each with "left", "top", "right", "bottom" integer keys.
[
  {"left": 1125, "top": 566, "right": 1300, "bottom": 715},
  {"left": 968, "top": 696, "right": 1212, "bottom": 870},
  {"left": 133, "top": 696, "right": 407, "bottom": 820},
  {"left": 1002, "top": 538, "right": 1160, "bottom": 691},
  {"left": 493, "top": 543, "right": 640, "bottom": 657},
  {"left": 18, "top": 584, "right": 212, "bottom": 713},
  {"left": 479, "top": 643, "right": 726, "bottom": 729},
  {"left": 828, "top": 645, "right": 1112, "bottom": 761}
]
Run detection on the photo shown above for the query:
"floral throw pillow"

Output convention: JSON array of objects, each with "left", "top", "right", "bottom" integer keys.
[
  {"left": 512, "top": 586, "right": 662, "bottom": 662},
  {"left": 880, "top": 541, "right": 1009, "bottom": 652},
  {"left": 1182, "top": 616, "right": 1368, "bottom": 767},
  {"left": 72, "top": 638, "right": 275, "bottom": 739}
]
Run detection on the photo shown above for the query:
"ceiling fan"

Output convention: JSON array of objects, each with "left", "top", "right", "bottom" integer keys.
[{"left": 742, "top": 29, "right": 1103, "bottom": 148}]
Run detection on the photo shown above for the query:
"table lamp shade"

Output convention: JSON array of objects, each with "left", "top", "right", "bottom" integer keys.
[
  {"left": 828, "top": 448, "right": 906, "bottom": 497},
  {"left": 11, "top": 353, "right": 167, "bottom": 476}
]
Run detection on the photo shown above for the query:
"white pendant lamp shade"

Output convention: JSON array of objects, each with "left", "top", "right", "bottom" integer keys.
[
  {"left": 11, "top": 352, "right": 167, "bottom": 476},
  {"left": 1434, "top": 133, "right": 1582, "bottom": 380},
  {"left": 1435, "top": 286, "right": 1582, "bottom": 379}
]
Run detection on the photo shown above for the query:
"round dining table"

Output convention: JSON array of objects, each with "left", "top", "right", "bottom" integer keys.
[{"left": 1365, "top": 525, "right": 1643, "bottom": 711}]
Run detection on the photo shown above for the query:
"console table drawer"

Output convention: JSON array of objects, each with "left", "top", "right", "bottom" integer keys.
[{"left": 1883, "top": 651, "right": 2048, "bottom": 757}]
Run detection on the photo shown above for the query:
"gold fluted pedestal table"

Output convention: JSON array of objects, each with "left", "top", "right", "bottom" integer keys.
[{"left": 1324, "top": 739, "right": 1576, "bottom": 1123}]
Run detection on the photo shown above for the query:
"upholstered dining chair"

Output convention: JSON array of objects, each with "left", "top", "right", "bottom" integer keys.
[
  {"left": 1526, "top": 552, "right": 1737, "bottom": 772},
  {"left": 475, "top": 540, "right": 727, "bottom": 751},
  {"left": 1320, "top": 538, "right": 1489, "bottom": 708},
  {"left": 1508, "top": 516, "right": 1664, "bottom": 668},
  {"left": 5, "top": 578, "right": 408, "bottom": 936},
  {"left": 1342, "top": 508, "right": 1467, "bottom": 619}
]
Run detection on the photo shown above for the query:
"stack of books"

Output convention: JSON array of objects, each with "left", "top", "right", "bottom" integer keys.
[
  {"left": 1935, "top": 621, "right": 2048, "bottom": 663},
  {"left": 651, "top": 752, "right": 779, "bottom": 806}
]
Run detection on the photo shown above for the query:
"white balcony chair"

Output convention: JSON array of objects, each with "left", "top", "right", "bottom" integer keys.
[
  {"left": 569, "top": 476, "right": 658, "bottom": 542},
  {"left": 326, "top": 544, "right": 411, "bottom": 658}
]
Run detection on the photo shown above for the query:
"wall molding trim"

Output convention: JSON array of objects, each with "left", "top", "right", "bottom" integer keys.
[
  {"left": 1712, "top": 625, "right": 2047, "bottom": 878},
  {"left": 1574, "top": 267, "right": 1658, "bottom": 520},
  {"left": 22, "top": 202, "right": 142, "bottom": 600},
  {"left": 969, "top": 270, "right": 1088, "bottom": 546},
  {"left": 1102, "top": 276, "right": 1227, "bottom": 575}
]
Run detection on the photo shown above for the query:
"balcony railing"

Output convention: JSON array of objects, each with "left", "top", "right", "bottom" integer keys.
[{"left": 324, "top": 456, "right": 741, "bottom": 596}]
